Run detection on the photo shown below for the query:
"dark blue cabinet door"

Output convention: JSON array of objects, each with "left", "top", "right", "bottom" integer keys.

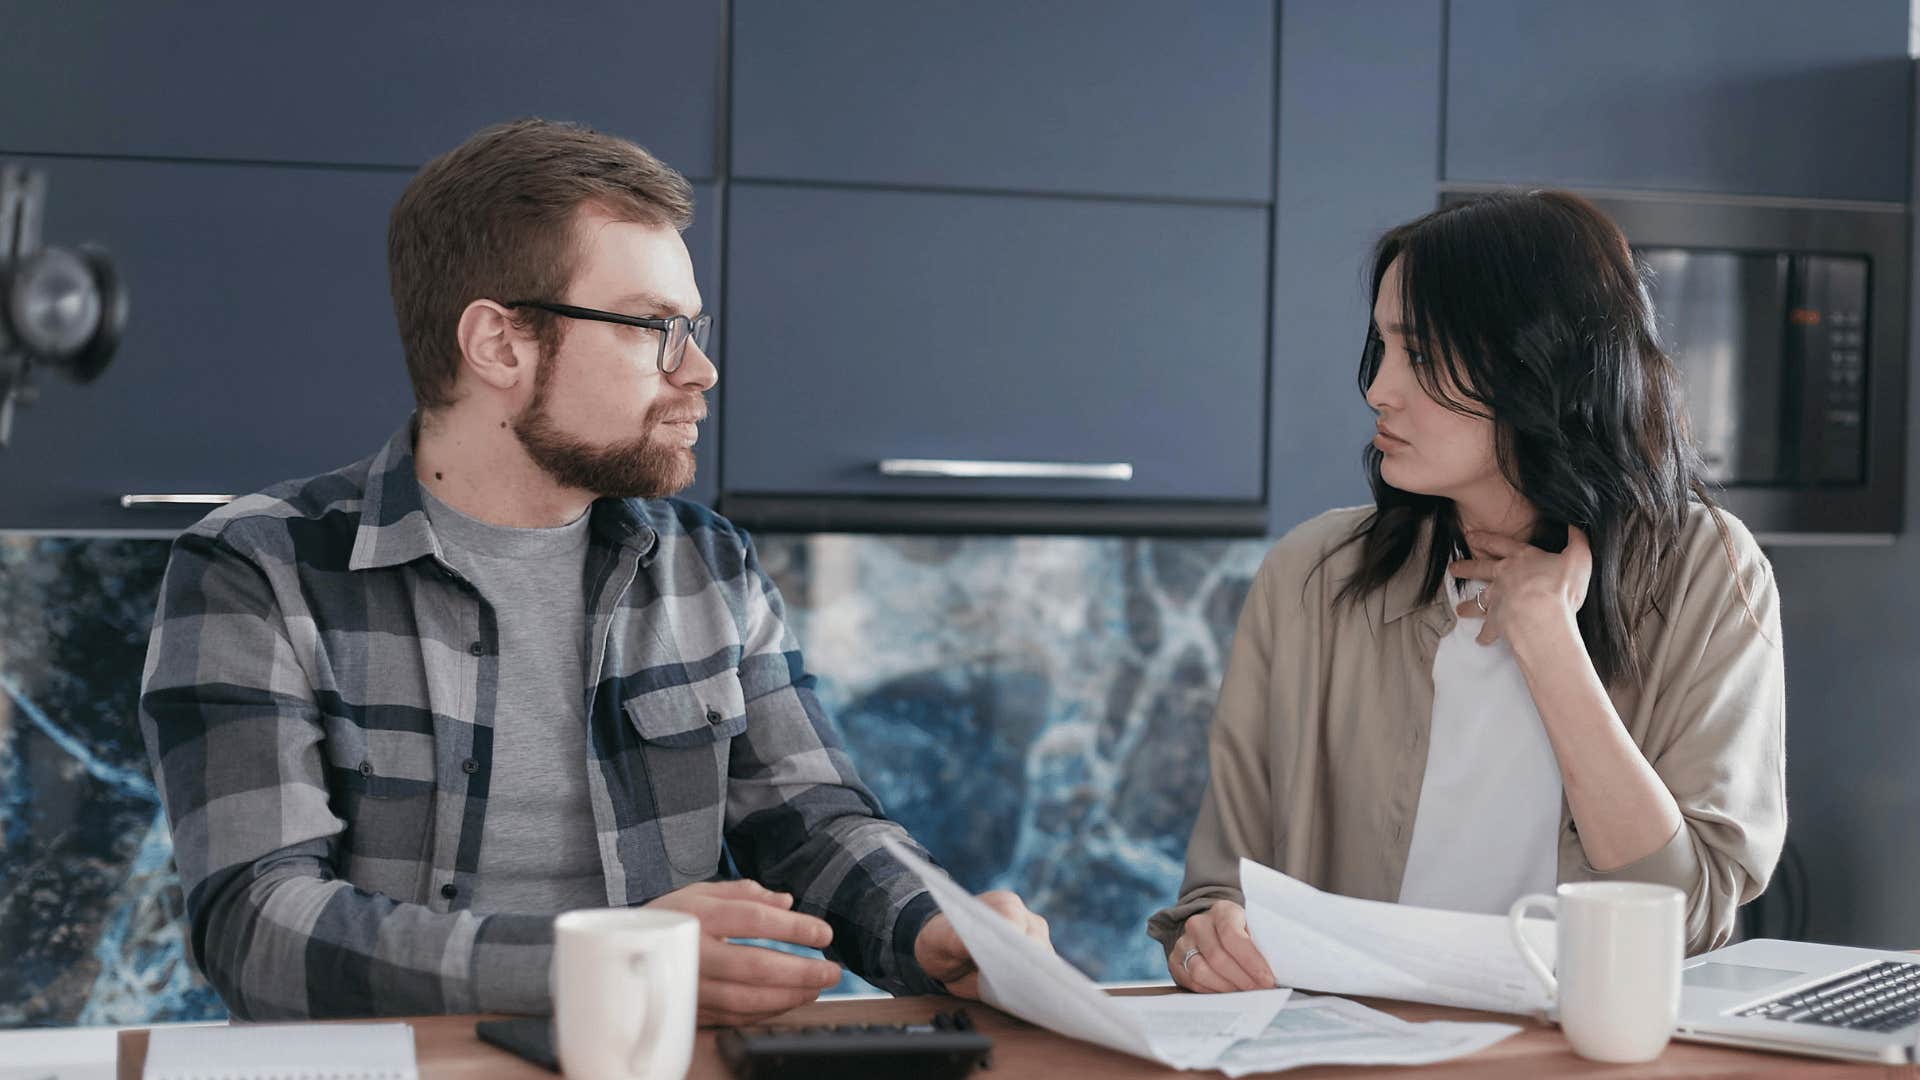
[
  {"left": 1269, "top": 0, "right": 1443, "bottom": 535},
  {"left": 732, "top": 0, "right": 1273, "bottom": 201},
  {"left": 0, "top": 162, "right": 721, "bottom": 529},
  {"left": 720, "top": 184, "right": 1268, "bottom": 502},
  {"left": 1, "top": 159, "right": 413, "bottom": 531},
  {"left": 1445, "top": 0, "right": 1909, "bottom": 201},
  {"left": 0, "top": 1, "right": 724, "bottom": 178}
]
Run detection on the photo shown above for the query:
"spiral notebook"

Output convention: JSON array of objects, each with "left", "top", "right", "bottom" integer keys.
[{"left": 143, "top": 1021, "right": 417, "bottom": 1080}]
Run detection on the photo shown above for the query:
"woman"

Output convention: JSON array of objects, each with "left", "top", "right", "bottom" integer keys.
[{"left": 1149, "top": 190, "right": 1785, "bottom": 993}]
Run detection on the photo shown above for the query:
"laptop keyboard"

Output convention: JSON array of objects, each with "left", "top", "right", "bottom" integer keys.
[{"left": 1736, "top": 960, "right": 1920, "bottom": 1034}]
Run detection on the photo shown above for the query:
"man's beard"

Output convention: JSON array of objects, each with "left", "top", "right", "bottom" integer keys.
[{"left": 512, "top": 355, "right": 702, "bottom": 500}]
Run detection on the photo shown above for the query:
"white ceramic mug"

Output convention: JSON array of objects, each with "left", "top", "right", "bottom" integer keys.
[
  {"left": 1508, "top": 882, "right": 1684, "bottom": 1064},
  {"left": 552, "top": 908, "right": 700, "bottom": 1080}
]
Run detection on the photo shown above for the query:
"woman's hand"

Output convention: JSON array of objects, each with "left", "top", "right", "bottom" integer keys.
[
  {"left": 1449, "top": 525, "right": 1592, "bottom": 645},
  {"left": 1166, "top": 901, "right": 1276, "bottom": 993}
]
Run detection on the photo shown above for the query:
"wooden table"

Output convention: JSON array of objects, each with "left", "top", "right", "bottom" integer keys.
[{"left": 116, "top": 990, "right": 1920, "bottom": 1079}]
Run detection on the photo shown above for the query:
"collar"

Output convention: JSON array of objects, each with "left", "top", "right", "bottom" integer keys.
[
  {"left": 348, "top": 418, "right": 439, "bottom": 572},
  {"left": 586, "top": 496, "right": 661, "bottom": 562},
  {"left": 1379, "top": 515, "right": 1449, "bottom": 624}
]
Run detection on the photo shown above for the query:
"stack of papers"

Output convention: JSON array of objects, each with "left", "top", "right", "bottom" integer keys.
[
  {"left": 1213, "top": 995, "right": 1520, "bottom": 1076},
  {"left": 1240, "top": 857, "right": 1558, "bottom": 1016},
  {"left": 882, "top": 837, "right": 1288, "bottom": 1067},
  {"left": 883, "top": 838, "right": 1520, "bottom": 1073}
]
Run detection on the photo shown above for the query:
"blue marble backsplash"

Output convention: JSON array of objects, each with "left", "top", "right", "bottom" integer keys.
[{"left": 0, "top": 529, "right": 1268, "bottom": 1027}]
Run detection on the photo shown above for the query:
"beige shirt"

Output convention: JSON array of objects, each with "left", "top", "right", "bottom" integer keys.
[{"left": 1147, "top": 504, "right": 1786, "bottom": 956}]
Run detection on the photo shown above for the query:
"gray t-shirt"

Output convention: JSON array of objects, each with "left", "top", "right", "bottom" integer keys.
[{"left": 421, "top": 486, "right": 605, "bottom": 915}]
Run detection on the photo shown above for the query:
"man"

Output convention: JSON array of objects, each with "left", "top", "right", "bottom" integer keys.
[{"left": 139, "top": 119, "right": 1047, "bottom": 1023}]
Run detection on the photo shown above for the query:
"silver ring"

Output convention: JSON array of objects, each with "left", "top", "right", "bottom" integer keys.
[
  {"left": 1180, "top": 946, "right": 1200, "bottom": 974},
  {"left": 1474, "top": 589, "right": 1490, "bottom": 615}
]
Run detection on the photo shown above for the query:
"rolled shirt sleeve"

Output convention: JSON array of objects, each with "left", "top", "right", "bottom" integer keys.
[
  {"left": 1575, "top": 525, "right": 1787, "bottom": 953},
  {"left": 1147, "top": 546, "right": 1282, "bottom": 953},
  {"left": 718, "top": 529, "right": 943, "bottom": 995}
]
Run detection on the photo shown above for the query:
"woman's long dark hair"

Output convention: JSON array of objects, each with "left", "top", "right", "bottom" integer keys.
[{"left": 1334, "top": 189, "right": 1730, "bottom": 688}]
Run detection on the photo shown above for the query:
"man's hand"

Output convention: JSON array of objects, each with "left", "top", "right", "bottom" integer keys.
[
  {"left": 1166, "top": 901, "right": 1276, "bottom": 993},
  {"left": 912, "top": 891, "right": 1051, "bottom": 999},
  {"left": 644, "top": 879, "right": 844, "bottom": 1026}
]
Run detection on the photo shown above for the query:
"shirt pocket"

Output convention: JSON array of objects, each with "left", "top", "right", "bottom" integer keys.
[
  {"left": 623, "top": 671, "right": 749, "bottom": 879},
  {"left": 320, "top": 717, "right": 436, "bottom": 896}
]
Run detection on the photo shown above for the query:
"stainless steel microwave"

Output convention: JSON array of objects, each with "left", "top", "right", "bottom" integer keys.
[{"left": 1442, "top": 186, "right": 1909, "bottom": 541}]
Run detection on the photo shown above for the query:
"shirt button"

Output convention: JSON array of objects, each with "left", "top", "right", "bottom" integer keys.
[
  {"left": 461, "top": 757, "right": 479, "bottom": 774},
  {"left": 441, "top": 883, "right": 458, "bottom": 900},
  {"left": 357, "top": 761, "right": 374, "bottom": 777},
  {"left": 468, "top": 641, "right": 485, "bottom": 657},
  {"left": 705, "top": 707, "right": 723, "bottom": 725}
]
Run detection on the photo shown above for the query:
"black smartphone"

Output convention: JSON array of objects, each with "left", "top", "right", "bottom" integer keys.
[{"left": 475, "top": 1016, "right": 560, "bottom": 1072}]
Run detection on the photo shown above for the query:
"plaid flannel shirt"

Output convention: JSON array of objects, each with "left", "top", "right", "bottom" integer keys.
[{"left": 139, "top": 422, "right": 942, "bottom": 1020}]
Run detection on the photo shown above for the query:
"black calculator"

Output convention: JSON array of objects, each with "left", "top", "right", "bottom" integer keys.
[{"left": 716, "top": 1008, "right": 993, "bottom": 1080}]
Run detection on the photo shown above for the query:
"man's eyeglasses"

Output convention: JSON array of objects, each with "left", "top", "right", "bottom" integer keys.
[{"left": 505, "top": 300, "right": 713, "bottom": 374}]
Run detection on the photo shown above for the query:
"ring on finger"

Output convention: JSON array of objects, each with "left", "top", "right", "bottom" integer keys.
[
  {"left": 1474, "top": 588, "right": 1490, "bottom": 615},
  {"left": 1180, "top": 946, "right": 1201, "bottom": 974}
]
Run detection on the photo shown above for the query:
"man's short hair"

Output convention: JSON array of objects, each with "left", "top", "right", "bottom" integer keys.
[{"left": 388, "top": 118, "right": 695, "bottom": 409}]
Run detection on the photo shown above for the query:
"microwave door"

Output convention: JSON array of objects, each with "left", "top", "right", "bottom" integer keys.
[
  {"left": 1644, "top": 250, "right": 1791, "bottom": 486},
  {"left": 1736, "top": 254, "right": 1791, "bottom": 485}
]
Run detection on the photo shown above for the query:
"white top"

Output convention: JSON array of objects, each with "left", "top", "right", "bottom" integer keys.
[{"left": 1396, "top": 575, "right": 1563, "bottom": 914}]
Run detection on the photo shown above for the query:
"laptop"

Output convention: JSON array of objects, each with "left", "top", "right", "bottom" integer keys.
[{"left": 1675, "top": 938, "right": 1920, "bottom": 1064}]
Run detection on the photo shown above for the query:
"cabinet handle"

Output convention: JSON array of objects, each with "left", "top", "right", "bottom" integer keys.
[
  {"left": 119, "top": 494, "right": 237, "bottom": 508},
  {"left": 877, "top": 458, "right": 1134, "bottom": 481}
]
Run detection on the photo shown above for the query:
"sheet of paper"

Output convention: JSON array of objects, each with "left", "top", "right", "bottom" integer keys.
[
  {"left": 1112, "top": 992, "right": 1296, "bottom": 1068},
  {"left": 1240, "top": 857, "right": 1557, "bottom": 1015},
  {"left": 881, "top": 837, "right": 1290, "bottom": 1069},
  {"left": 1213, "top": 994, "right": 1522, "bottom": 1076},
  {"left": 145, "top": 1022, "right": 417, "bottom": 1080}
]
